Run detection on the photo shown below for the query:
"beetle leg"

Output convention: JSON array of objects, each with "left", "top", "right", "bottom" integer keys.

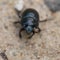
[
  {"left": 19, "top": 28, "right": 24, "bottom": 38},
  {"left": 34, "top": 27, "right": 41, "bottom": 33},
  {"left": 36, "top": 27, "right": 41, "bottom": 33},
  {"left": 28, "top": 31, "right": 35, "bottom": 39},
  {"left": 39, "top": 19, "right": 47, "bottom": 22},
  {"left": 14, "top": 21, "right": 21, "bottom": 24}
]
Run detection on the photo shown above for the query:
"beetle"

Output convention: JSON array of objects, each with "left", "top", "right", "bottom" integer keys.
[{"left": 14, "top": 8, "right": 47, "bottom": 39}]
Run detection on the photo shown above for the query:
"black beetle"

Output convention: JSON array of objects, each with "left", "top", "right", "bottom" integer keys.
[{"left": 14, "top": 8, "right": 47, "bottom": 39}]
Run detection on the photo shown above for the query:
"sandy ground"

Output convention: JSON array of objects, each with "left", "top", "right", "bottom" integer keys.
[{"left": 0, "top": 0, "right": 60, "bottom": 60}]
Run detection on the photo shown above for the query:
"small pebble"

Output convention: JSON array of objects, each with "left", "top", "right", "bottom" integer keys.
[{"left": 14, "top": 0, "right": 24, "bottom": 11}]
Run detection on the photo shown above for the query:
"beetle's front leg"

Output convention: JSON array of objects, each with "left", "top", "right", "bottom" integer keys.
[
  {"left": 14, "top": 21, "right": 21, "bottom": 24},
  {"left": 36, "top": 27, "right": 41, "bottom": 33},
  {"left": 34, "top": 27, "right": 41, "bottom": 33},
  {"left": 28, "top": 31, "right": 35, "bottom": 39},
  {"left": 19, "top": 28, "right": 24, "bottom": 38}
]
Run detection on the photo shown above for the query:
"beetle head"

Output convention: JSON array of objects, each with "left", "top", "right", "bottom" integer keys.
[{"left": 25, "top": 25, "right": 33, "bottom": 34}]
